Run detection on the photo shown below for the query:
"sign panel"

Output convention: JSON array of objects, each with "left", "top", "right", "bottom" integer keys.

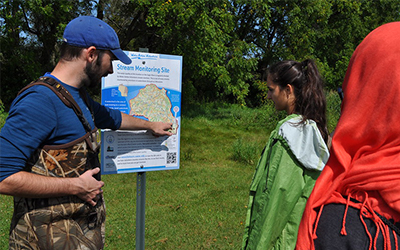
[{"left": 101, "top": 51, "right": 182, "bottom": 174}]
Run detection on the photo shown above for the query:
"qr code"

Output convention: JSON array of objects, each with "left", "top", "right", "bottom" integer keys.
[{"left": 167, "top": 152, "right": 177, "bottom": 164}]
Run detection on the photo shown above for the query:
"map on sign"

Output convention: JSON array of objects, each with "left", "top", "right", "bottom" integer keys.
[
  {"left": 101, "top": 51, "right": 182, "bottom": 175},
  {"left": 129, "top": 84, "right": 178, "bottom": 134}
]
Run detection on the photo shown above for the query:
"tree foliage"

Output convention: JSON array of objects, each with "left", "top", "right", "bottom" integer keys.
[
  {"left": 1, "top": 0, "right": 399, "bottom": 109},
  {"left": 0, "top": 0, "right": 97, "bottom": 107}
]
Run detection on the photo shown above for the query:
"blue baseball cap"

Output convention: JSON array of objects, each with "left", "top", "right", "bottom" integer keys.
[{"left": 63, "top": 16, "right": 131, "bottom": 65}]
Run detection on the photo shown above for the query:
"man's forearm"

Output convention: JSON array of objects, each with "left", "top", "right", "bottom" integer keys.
[
  {"left": 119, "top": 112, "right": 153, "bottom": 130},
  {"left": 0, "top": 171, "right": 80, "bottom": 197},
  {"left": 0, "top": 169, "right": 104, "bottom": 206},
  {"left": 119, "top": 112, "right": 173, "bottom": 136}
]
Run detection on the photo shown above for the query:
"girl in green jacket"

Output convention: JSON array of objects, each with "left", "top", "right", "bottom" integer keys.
[{"left": 242, "top": 59, "right": 330, "bottom": 250}]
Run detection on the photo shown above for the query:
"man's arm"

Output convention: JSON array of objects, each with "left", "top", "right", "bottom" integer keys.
[
  {"left": 0, "top": 168, "right": 104, "bottom": 206},
  {"left": 119, "top": 112, "right": 173, "bottom": 136}
]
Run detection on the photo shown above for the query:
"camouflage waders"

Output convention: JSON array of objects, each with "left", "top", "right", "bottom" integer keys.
[{"left": 9, "top": 78, "right": 105, "bottom": 250}]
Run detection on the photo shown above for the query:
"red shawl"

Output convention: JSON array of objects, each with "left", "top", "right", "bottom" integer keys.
[{"left": 296, "top": 22, "right": 400, "bottom": 249}]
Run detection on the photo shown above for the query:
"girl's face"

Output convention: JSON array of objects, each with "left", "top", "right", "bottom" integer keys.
[{"left": 267, "top": 75, "right": 295, "bottom": 114}]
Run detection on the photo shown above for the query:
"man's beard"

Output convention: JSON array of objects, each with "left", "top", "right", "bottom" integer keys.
[{"left": 83, "top": 57, "right": 103, "bottom": 88}]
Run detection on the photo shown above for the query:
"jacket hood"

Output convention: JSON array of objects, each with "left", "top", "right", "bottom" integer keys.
[{"left": 278, "top": 116, "right": 329, "bottom": 171}]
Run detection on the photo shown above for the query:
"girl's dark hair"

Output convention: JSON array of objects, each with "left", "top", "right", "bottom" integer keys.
[{"left": 268, "top": 59, "right": 328, "bottom": 142}]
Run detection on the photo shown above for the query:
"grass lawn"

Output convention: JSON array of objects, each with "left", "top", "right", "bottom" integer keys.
[{"left": 101, "top": 104, "right": 273, "bottom": 249}]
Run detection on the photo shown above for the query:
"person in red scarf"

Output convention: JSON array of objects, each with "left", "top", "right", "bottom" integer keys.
[{"left": 296, "top": 22, "right": 400, "bottom": 250}]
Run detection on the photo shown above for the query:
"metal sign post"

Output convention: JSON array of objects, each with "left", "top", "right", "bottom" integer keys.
[
  {"left": 136, "top": 171, "right": 146, "bottom": 250},
  {"left": 136, "top": 47, "right": 149, "bottom": 250}
]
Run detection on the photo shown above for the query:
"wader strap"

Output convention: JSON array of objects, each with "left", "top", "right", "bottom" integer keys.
[{"left": 18, "top": 77, "right": 93, "bottom": 133}]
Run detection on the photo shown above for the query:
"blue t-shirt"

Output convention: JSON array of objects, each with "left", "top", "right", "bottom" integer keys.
[{"left": 0, "top": 74, "right": 122, "bottom": 182}]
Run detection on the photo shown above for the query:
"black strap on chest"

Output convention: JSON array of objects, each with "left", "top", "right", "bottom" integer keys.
[{"left": 18, "top": 77, "right": 94, "bottom": 133}]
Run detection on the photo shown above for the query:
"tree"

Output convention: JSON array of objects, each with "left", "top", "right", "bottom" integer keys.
[
  {"left": 0, "top": 0, "right": 96, "bottom": 108},
  {"left": 313, "top": 0, "right": 400, "bottom": 90},
  {"left": 1, "top": 0, "right": 399, "bottom": 109},
  {"left": 237, "top": 0, "right": 400, "bottom": 105},
  {"left": 102, "top": 0, "right": 257, "bottom": 105}
]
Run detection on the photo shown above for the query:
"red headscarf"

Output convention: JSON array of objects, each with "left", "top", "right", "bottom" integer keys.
[{"left": 296, "top": 22, "right": 400, "bottom": 249}]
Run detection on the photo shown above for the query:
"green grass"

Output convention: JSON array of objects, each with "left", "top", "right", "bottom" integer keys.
[
  {"left": 0, "top": 96, "right": 340, "bottom": 249},
  {"left": 101, "top": 104, "right": 274, "bottom": 249}
]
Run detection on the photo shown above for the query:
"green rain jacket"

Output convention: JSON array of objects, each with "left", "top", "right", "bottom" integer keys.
[{"left": 242, "top": 114, "right": 330, "bottom": 250}]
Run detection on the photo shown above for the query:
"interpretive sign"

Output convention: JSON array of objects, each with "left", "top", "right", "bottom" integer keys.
[{"left": 101, "top": 51, "right": 182, "bottom": 174}]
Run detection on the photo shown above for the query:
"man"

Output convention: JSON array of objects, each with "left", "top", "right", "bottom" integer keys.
[{"left": 0, "top": 16, "right": 172, "bottom": 249}]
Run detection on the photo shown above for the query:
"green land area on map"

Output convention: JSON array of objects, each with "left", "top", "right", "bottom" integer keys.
[{"left": 128, "top": 84, "right": 178, "bottom": 134}]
